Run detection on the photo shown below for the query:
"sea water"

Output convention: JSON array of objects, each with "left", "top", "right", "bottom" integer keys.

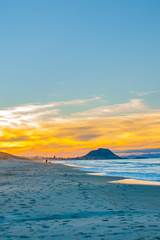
[{"left": 52, "top": 158, "right": 160, "bottom": 182}]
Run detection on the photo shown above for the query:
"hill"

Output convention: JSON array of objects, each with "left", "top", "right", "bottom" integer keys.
[
  {"left": 81, "top": 148, "right": 122, "bottom": 159},
  {"left": 0, "top": 152, "right": 26, "bottom": 161}
]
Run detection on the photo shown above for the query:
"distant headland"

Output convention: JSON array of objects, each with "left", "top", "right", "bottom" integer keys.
[
  {"left": 80, "top": 148, "right": 122, "bottom": 159},
  {"left": 33, "top": 148, "right": 124, "bottom": 161},
  {"left": 0, "top": 148, "right": 122, "bottom": 161},
  {"left": 1, "top": 148, "right": 160, "bottom": 161}
]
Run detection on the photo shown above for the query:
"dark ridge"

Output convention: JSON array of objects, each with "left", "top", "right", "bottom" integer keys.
[
  {"left": 0, "top": 151, "right": 28, "bottom": 161},
  {"left": 81, "top": 148, "right": 122, "bottom": 160}
]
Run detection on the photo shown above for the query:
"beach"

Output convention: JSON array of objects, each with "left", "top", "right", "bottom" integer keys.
[{"left": 1, "top": 159, "right": 160, "bottom": 240}]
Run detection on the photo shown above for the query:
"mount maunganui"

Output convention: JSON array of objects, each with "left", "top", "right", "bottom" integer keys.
[{"left": 81, "top": 148, "right": 122, "bottom": 159}]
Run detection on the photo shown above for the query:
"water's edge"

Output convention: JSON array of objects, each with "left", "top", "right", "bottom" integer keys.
[{"left": 51, "top": 158, "right": 160, "bottom": 182}]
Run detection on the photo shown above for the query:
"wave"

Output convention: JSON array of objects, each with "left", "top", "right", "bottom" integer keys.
[{"left": 54, "top": 158, "right": 160, "bottom": 182}]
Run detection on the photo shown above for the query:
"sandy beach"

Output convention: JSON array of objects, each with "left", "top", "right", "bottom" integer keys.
[{"left": 1, "top": 159, "right": 160, "bottom": 240}]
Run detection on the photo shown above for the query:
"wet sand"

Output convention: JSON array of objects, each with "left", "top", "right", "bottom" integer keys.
[{"left": 1, "top": 159, "right": 160, "bottom": 240}]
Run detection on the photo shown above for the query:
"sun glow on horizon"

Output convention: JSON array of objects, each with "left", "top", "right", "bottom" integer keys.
[{"left": 0, "top": 98, "right": 160, "bottom": 157}]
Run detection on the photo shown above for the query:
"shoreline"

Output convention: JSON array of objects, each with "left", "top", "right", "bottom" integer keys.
[
  {"left": 51, "top": 160, "right": 160, "bottom": 186},
  {"left": 1, "top": 158, "right": 160, "bottom": 239},
  {"left": 2, "top": 156, "right": 160, "bottom": 186}
]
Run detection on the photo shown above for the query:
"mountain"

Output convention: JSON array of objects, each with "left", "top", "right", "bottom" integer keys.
[{"left": 81, "top": 148, "right": 122, "bottom": 159}]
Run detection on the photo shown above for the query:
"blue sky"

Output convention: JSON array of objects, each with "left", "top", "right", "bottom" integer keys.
[
  {"left": 0, "top": 0, "right": 160, "bottom": 109},
  {"left": 0, "top": 1, "right": 160, "bottom": 156}
]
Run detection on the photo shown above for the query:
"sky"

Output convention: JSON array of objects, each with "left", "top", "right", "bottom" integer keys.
[{"left": 0, "top": 0, "right": 160, "bottom": 157}]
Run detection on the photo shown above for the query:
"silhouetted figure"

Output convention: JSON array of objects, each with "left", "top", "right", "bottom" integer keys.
[{"left": 46, "top": 159, "right": 48, "bottom": 164}]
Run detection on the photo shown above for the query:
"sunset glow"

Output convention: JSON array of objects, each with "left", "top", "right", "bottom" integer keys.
[{"left": 1, "top": 98, "right": 160, "bottom": 157}]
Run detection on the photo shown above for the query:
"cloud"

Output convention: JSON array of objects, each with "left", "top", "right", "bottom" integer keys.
[
  {"left": 131, "top": 90, "right": 160, "bottom": 96},
  {"left": 0, "top": 97, "right": 160, "bottom": 157},
  {"left": 115, "top": 148, "right": 160, "bottom": 154},
  {"left": 75, "top": 134, "right": 100, "bottom": 141},
  {"left": 0, "top": 97, "right": 100, "bottom": 128},
  {"left": 0, "top": 136, "right": 30, "bottom": 142},
  {"left": 72, "top": 99, "right": 147, "bottom": 118}
]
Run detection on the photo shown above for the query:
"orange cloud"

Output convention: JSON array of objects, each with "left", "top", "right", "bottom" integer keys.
[{"left": 0, "top": 98, "right": 160, "bottom": 157}]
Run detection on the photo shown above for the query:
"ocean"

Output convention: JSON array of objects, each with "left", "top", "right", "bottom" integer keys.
[{"left": 52, "top": 158, "right": 160, "bottom": 182}]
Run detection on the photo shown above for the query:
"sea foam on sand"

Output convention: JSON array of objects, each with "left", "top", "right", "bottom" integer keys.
[{"left": 109, "top": 178, "right": 160, "bottom": 185}]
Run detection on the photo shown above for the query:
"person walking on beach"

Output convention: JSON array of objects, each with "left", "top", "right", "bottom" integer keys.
[{"left": 45, "top": 159, "right": 48, "bottom": 164}]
